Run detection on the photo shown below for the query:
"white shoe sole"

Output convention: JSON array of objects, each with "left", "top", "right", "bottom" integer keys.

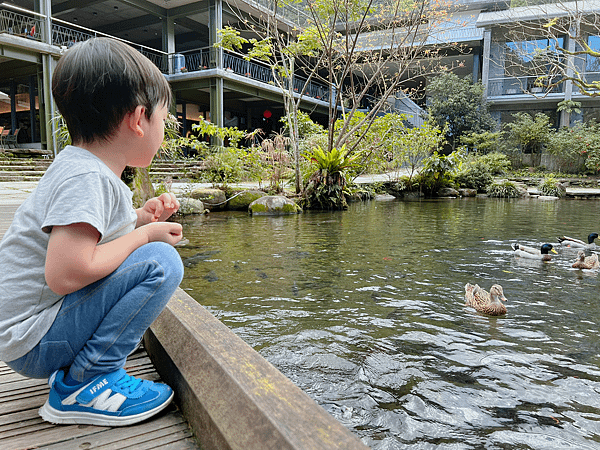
[{"left": 38, "top": 390, "right": 174, "bottom": 427}]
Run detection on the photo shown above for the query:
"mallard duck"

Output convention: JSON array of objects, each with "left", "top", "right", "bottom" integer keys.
[
  {"left": 572, "top": 250, "right": 600, "bottom": 270},
  {"left": 511, "top": 243, "right": 557, "bottom": 261},
  {"left": 557, "top": 233, "right": 599, "bottom": 249},
  {"left": 464, "top": 283, "right": 507, "bottom": 316}
]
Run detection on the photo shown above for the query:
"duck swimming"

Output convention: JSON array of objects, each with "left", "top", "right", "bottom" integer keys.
[
  {"left": 464, "top": 283, "right": 507, "bottom": 316},
  {"left": 511, "top": 243, "right": 557, "bottom": 261},
  {"left": 557, "top": 233, "right": 599, "bottom": 249},
  {"left": 572, "top": 250, "right": 600, "bottom": 270}
]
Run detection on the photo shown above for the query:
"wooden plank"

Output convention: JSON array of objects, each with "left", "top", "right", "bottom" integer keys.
[
  {"left": 41, "top": 413, "right": 196, "bottom": 450},
  {"left": 0, "top": 352, "right": 200, "bottom": 450},
  {"left": 5, "top": 408, "right": 193, "bottom": 450}
]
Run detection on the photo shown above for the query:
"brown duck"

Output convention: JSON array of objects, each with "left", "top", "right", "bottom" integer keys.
[
  {"left": 572, "top": 250, "right": 600, "bottom": 270},
  {"left": 464, "top": 283, "right": 507, "bottom": 316}
]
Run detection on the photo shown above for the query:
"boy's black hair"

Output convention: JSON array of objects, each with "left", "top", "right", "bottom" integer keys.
[{"left": 52, "top": 37, "right": 172, "bottom": 145}]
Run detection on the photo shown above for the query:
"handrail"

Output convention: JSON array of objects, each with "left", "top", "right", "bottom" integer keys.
[
  {"left": 0, "top": 7, "right": 42, "bottom": 41},
  {"left": 171, "top": 46, "right": 330, "bottom": 100},
  {"left": 241, "top": 0, "right": 311, "bottom": 27},
  {"left": 0, "top": 5, "right": 167, "bottom": 71},
  {"left": 487, "top": 75, "right": 564, "bottom": 96}
]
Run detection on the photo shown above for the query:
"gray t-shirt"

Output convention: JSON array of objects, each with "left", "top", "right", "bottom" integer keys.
[{"left": 0, "top": 146, "right": 137, "bottom": 362}]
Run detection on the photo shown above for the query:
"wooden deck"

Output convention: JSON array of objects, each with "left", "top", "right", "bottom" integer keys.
[{"left": 0, "top": 201, "right": 201, "bottom": 450}]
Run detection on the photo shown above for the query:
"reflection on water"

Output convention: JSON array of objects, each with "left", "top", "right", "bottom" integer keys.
[{"left": 176, "top": 198, "right": 600, "bottom": 449}]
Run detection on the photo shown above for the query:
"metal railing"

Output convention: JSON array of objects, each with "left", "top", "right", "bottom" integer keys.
[
  {"left": 0, "top": 6, "right": 167, "bottom": 72},
  {"left": 172, "top": 47, "right": 330, "bottom": 100},
  {"left": 487, "top": 75, "right": 564, "bottom": 96},
  {"left": 580, "top": 71, "right": 600, "bottom": 92},
  {"left": 242, "top": 0, "right": 310, "bottom": 27},
  {"left": 0, "top": 7, "right": 42, "bottom": 41},
  {"left": 51, "top": 22, "right": 95, "bottom": 47}
]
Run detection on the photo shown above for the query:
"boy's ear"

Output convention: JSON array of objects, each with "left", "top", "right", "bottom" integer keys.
[{"left": 127, "top": 105, "right": 146, "bottom": 137}]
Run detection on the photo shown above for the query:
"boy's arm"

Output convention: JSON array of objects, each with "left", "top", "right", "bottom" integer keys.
[{"left": 45, "top": 221, "right": 182, "bottom": 296}]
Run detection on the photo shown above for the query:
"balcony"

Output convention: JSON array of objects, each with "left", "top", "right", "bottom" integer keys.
[
  {"left": 487, "top": 75, "right": 564, "bottom": 97},
  {"left": 170, "top": 47, "right": 331, "bottom": 101},
  {"left": 0, "top": 6, "right": 330, "bottom": 103},
  {"left": 0, "top": 7, "right": 42, "bottom": 40}
]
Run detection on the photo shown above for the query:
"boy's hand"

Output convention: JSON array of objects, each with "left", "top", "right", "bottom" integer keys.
[
  {"left": 141, "top": 222, "right": 183, "bottom": 246},
  {"left": 138, "top": 193, "right": 180, "bottom": 225}
]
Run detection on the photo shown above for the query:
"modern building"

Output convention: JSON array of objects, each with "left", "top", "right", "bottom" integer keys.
[
  {"left": 0, "top": 0, "right": 333, "bottom": 153},
  {"left": 477, "top": 0, "right": 600, "bottom": 128},
  {"left": 0, "top": 0, "right": 598, "bottom": 153}
]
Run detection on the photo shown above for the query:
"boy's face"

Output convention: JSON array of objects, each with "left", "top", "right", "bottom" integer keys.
[{"left": 129, "top": 104, "right": 169, "bottom": 168}]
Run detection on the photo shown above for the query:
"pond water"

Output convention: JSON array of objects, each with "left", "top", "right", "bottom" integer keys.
[{"left": 175, "top": 197, "right": 600, "bottom": 449}]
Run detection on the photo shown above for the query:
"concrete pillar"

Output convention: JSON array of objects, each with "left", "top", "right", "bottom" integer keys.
[
  {"left": 472, "top": 51, "right": 480, "bottom": 84},
  {"left": 481, "top": 28, "right": 491, "bottom": 100},
  {"left": 163, "top": 16, "right": 176, "bottom": 74},
  {"left": 39, "top": 0, "right": 58, "bottom": 154},
  {"left": 209, "top": 0, "right": 223, "bottom": 70},
  {"left": 209, "top": 0, "right": 223, "bottom": 140},
  {"left": 29, "top": 76, "right": 37, "bottom": 144},
  {"left": 9, "top": 81, "right": 16, "bottom": 133},
  {"left": 560, "top": 27, "right": 577, "bottom": 127}
]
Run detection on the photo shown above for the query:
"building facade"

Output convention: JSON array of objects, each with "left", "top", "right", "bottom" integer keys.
[{"left": 0, "top": 0, "right": 598, "bottom": 153}]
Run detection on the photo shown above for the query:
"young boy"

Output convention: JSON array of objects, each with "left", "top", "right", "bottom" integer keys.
[{"left": 0, "top": 37, "right": 185, "bottom": 426}]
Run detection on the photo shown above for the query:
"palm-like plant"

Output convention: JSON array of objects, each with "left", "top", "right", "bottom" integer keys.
[{"left": 302, "top": 145, "right": 361, "bottom": 210}]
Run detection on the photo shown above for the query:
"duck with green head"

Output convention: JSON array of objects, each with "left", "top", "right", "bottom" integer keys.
[
  {"left": 558, "top": 233, "right": 599, "bottom": 250},
  {"left": 511, "top": 243, "right": 557, "bottom": 261}
]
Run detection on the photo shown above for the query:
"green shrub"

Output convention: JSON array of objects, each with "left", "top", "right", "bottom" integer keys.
[
  {"left": 382, "top": 176, "right": 414, "bottom": 197},
  {"left": 486, "top": 180, "right": 520, "bottom": 198},
  {"left": 477, "top": 152, "right": 512, "bottom": 175},
  {"left": 504, "top": 112, "right": 552, "bottom": 154},
  {"left": 417, "top": 150, "right": 463, "bottom": 195},
  {"left": 460, "top": 131, "right": 502, "bottom": 155},
  {"left": 203, "top": 146, "right": 258, "bottom": 185},
  {"left": 538, "top": 176, "right": 565, "bottom": 197},
  {"left": 454, "top": 160, "right": 493, "bottom": 192}
]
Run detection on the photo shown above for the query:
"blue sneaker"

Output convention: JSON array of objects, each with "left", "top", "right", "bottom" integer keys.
[{"left": 39, "top": 369, "right": 174, "bottom": 426}]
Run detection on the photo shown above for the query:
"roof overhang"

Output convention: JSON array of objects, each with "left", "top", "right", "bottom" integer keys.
[{"left": 477, "top": 0, "right": 600, "bottom": 27}]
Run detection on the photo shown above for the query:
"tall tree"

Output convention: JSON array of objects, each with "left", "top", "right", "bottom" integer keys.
[
  {"left": 222, "top": 0, "right": 460, "bottom": 193},
  {"left": 426, "top": 72, "right": 495, "bottom": 151}
]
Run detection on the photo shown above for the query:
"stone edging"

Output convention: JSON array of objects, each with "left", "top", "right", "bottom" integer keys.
[{"left": 144, "top": 288, "right": 369, "bottom": 450}]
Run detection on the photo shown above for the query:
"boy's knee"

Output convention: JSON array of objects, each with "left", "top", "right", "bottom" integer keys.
[{"left": 143, "top": 242, "right": 184, "bottom": 282}]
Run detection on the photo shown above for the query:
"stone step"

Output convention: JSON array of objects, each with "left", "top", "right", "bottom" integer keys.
[
  {"left": 0, "top": 169, "right": 45, "bottom": 176},
  {"left": 0, "top": 156, "right": 206, "bottom": 182},
  {"left": 0, "top": 159, "right": 53, "bottom": 167},
  {"left": 3, "top": 148, "right": 53, "bottom": 158},
  {"left": 0, "top": 172, "right": 44, "bottom": 182},
  {"left": 150, "top": 172, "right": 192, "bottom": 180},
  {"left": 0, "top": 165, "right": 48, "bottom": 172}
]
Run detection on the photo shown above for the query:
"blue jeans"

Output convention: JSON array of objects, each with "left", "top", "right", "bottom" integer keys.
[{"left": 6, "top": 242, "right": 183, "bottom": 382}]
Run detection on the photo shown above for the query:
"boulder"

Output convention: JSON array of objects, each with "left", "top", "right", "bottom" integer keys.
[
  {"left": 375, "top": 194, "right": 396, "bottom": 201},
  {"left": 190, "top": 188, "right": 227, "bottom": 211},
  {"left": 178, "top": 198, "right": 206, "bottom": 215},
  {"left": 516, "top": 185, "right": 530, "bottom": 198},
  {"left": 248, "top": 195, "right": 302, "bottom": 215},
  {"left": 458, "top": 188, "right": 477, "bottom": 197},
  {"left": 227, "top": 190, "right": 266, "bottom": 211},
  {"left": 437, "top": 187, "right": 459, "bottom": 197},
  {"left": 403, "top": 191, "right": 424, "bottom": 200}
]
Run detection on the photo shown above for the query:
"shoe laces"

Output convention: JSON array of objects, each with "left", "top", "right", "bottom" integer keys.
[{"left": 114, "top": 373, "right": 143, "bottom": 394}]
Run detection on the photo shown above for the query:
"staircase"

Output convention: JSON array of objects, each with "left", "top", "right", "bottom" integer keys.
[
  {"left": 149, "top": 160, "right": 207, "bottom": 181},
  {"left": 0, "top": 155, "right": 52, "bottom": 181},
  {"left": 0, "top": 151, "right": 206, "bottom": 182}
]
